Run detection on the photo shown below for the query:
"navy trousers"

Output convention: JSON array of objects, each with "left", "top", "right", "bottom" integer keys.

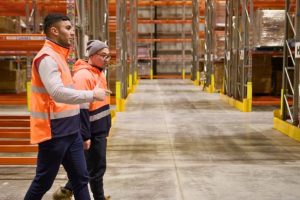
[
  {"left": 66, "top": 135, "right": 107, "bottom": 200},
  {"left": 24, "top": 132, "right": 90, "bottom": 200}
]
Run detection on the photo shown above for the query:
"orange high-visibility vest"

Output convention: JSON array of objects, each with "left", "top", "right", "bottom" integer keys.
[
  {"left": 89, "top": 72, "right": 110, "bottom": 112},
  {"left": 30, "top": 40, "right": 80, "bottom": 144},
  {"left": 73, "top": 59, "right": 111, "bottom": 135}
]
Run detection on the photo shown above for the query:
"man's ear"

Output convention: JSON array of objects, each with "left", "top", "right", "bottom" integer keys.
[{"left": 50, "top": 26, "right": 59, "bottom": 36}]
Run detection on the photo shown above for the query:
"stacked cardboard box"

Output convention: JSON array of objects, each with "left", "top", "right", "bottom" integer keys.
[
  {"left": 0, "top": 69, "right": 26, "bottom": 93},
  {"left": 199, "top": 39, "right": 205, "bottom": 56},
  {"left": 214, "top": 32, "right": 225, "bottom": 60},
  {"left": 214, "top": 0, "right": 225, "bottom": 28},
  {"left": 0, "top": 60, "right": 26, "bottom": 93},
  {"left": 252, "top": 55, "right": 272, "bottom": 94},
  {"left": 138, "top": 62, "right": 151, "bottom": 76},
  {"left": 214, "top": 62, "right": 224, "bottom": 91},
  {"left": 0, "top": 16, "right": 16, "bottom": 33},
  {"left": 254, "top": 10, "right": 285, "bottom": 47}
]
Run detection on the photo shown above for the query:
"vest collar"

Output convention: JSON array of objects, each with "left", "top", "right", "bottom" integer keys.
[{"left": 44, "top": 39, "right": 70, "bottom": 59}]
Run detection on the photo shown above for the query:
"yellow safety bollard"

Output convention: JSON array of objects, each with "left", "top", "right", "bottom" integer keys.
[{"left": 116, "top": 81, "right": 125, "bottom": 112}]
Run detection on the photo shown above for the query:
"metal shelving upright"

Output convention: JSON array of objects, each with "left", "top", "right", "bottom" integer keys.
[
  {"left": 224, "top": 0, "right": 233, "bottom": 96},
  {"left": 130, "top": 0, "right": 138, "bottom": 88},
  {"left": 182, "top": 0, "right": 187, "bottom": 79},
  {"left": 223, "top": 0, "right": 253, "bottom": 112},
  {"left": 281, "top": 0, "right": 299, "bottom": 125},
  {"left": 192, "top": 0, "right": 200, "bottom": 82},
  {"left": 272, "top": 0, "right": 300, "bottom": 143},
  {"left": 204, "top": 0, "right": 214, "bottom": 88},
  {"left": 116, "top": 0, "right": 128, "bottom": 111}
]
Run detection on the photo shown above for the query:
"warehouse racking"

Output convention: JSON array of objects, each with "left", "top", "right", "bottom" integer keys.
[
  {"left": 220, "top": 0, "right": 288, "bottom": 112},
  {"left": 136, "top": 0, "right": 204, "bottom": 81},
  {"left": 0, "top": 0, "right": 113, "bottom": 164},
  {"left": 273, "top": 0, "right": 300, "bottom": 142}
]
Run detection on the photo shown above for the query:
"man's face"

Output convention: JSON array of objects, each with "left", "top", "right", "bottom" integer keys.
[
  {"left": 91, "top": 48, "right": 110, "bottom": 69},
  {"left": 54, "top": 20, "right": 74, "bottom": 48}
]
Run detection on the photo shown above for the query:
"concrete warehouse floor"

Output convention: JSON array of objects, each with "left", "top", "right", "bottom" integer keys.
[{"left": 1, "top": 79, "right": 300, "bottom": 200}]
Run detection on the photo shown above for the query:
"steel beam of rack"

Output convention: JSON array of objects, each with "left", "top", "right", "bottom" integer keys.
[
  {"left": 232, "top": 0, "right": 240, "bottom": 100},
  {"left": 100, "top": 0, "right": 109, "bottom": 43},
  {"left": 66, "top": 0, "right": 76, "bottom": 66},
  {"left": 75, "top": 0, "right": 85, "bottom": 58},
  {"left": 241, "top": 0, "right": 253, "bottom": 100},
  {"left": 224, "top": 0, "right": 253, "bottom": 102},
  {"left": 204, "top": 0, "right": 213, "bottom": 86},
  {"left": 236, "top": 0, "right": 252, "bottom": 101},
  {"left": 192, "top": 0, "right": 199, "bottom": 81},
  {"left": 117, "top": 0, "right": 128, "bottom": 99},
  {"left": 150, "top": 3, "right": 154, "bottom": 76},
  {"left": 224, "top": 0, "right": 233, "bottom": 96},
  {"left": 282, "top": 0, "right": 300, "bottom": 125},
  {"left": 182, "top": 0, "right": 186, "bottom": 76},
  {"left": 92, "top": 0, "right": 99, "bottom": 39},
  {"left": 130, "top": 0, "right": 138, "bottom": 85}
]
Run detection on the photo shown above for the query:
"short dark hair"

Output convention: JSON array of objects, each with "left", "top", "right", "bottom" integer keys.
[{"left": 43, "top": 13, "right": 70, "bottom": 35}]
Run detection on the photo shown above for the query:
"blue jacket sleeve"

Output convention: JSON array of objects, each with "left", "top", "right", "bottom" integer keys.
[{"left": 80, "top": 108, "right": 91, "bottom": 141}]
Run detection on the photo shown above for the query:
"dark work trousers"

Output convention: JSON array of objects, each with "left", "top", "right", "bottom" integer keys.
[
  {"left": 24, "top": 132, "right": 90, "bottom": 200},
  {"left": 66, "top": 135, "right": 107, "bottom": 200}
]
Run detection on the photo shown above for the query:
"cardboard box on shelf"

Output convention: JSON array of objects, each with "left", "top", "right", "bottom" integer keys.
[
  {"left": 214, "top": 62, "right": 224, "bottom": 91},
  {"left": 0, "top": 16, "right": 16, "bottom": 33},
  {"left": 253, "top": 10, "right": 285, "bottom": 47},
  {"left": 252, "top": 55, "right": 272, "bottom": 75},
  {"left": 138, "top": 62, "right": 151, "bottom": 76},
  {"left": 252, "top": 55, "right": 273, "bottom": 94},
  {"left": 0, "top": 59, "right": 27, "bottom": 71},
  {"left": 0, "top": 60, "right": 15, "bottom": 70},
  {"left": 0, "top": 69, "right": 26, "bottom": 93},
  {"left": 252, "top": 77, "right": 272, "bottom": 94}
]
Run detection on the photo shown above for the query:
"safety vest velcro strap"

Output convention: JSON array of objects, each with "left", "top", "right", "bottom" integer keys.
[
  {"left": 80, "top": 103, "right": 90, "bottom": 109},
  {"left": 31, "top": 111, "right": 49, "bottom": 119},
  {"left": 50, "top": 109, "right": 80, "bottom": 119},
  {"left": 31, "top": 85, "right": 48, "bottom": 94},
  {"left": 89, "top": 109, "right": 111, "bottom": 122}
]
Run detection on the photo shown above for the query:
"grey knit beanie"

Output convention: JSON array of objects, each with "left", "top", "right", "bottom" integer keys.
[{"left": 86, "top": 40, "right": 108, "bottom": 57}]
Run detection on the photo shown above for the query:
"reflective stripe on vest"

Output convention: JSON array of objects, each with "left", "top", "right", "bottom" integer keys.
[
  {"left": 90, "top": 109, "right": 111, "bottom": 122},
  {"left": 50, "top": 109, "right": 80, "bottom": 119},
  {"left": 31, "top": 111, "right": 49, "bottom": 119},
  {"left": 88, "top": 72, "right": 110, "bottom": 121},
  {"left": 32, "top": 109, "right": 80, "bottom": 120}
]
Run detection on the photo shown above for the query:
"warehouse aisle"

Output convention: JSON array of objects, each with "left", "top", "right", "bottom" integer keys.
[
  {"left": 105, "top": 79, "right": 300, "bottom": 200},
  {"left": 1, "top": 79, "right": 300, "bottom": 200}
]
